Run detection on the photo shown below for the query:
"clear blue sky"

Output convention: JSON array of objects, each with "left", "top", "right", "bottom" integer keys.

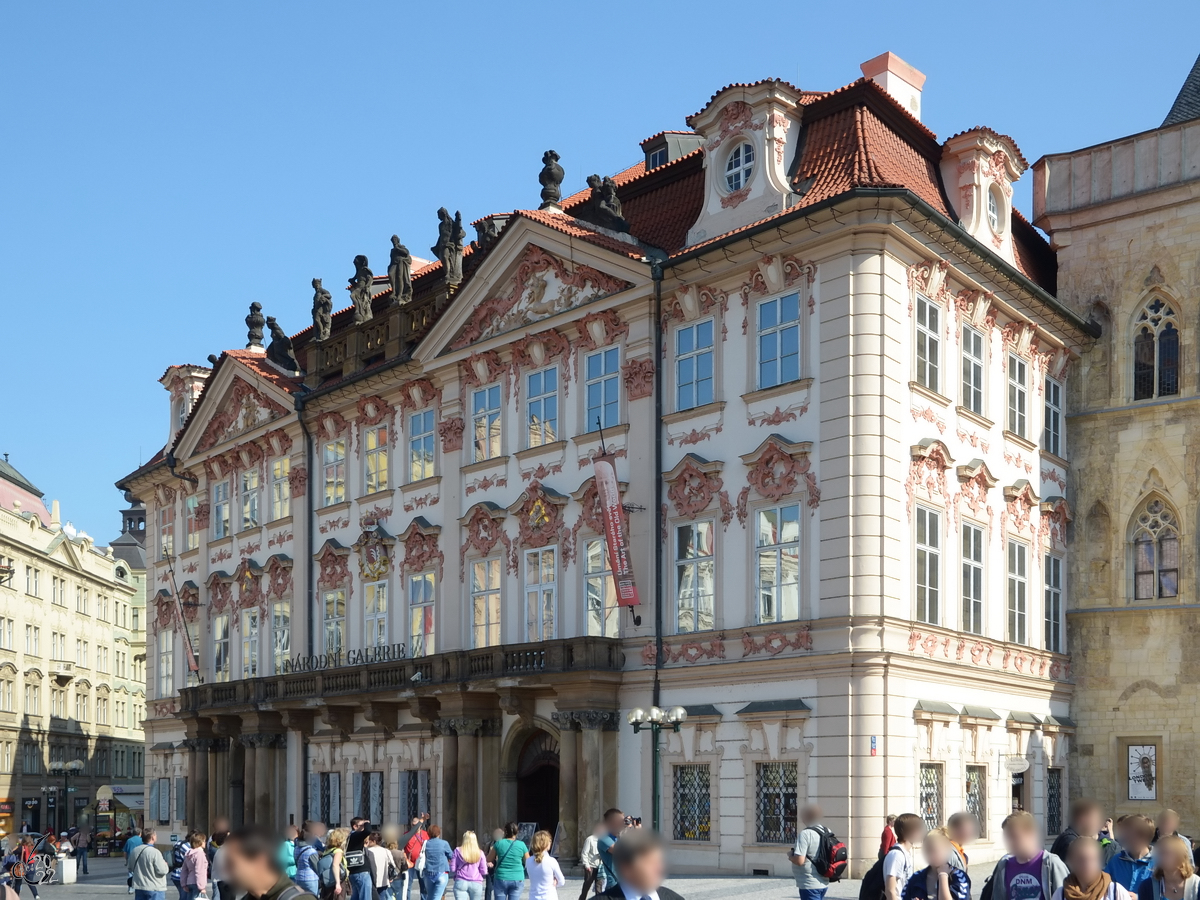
[{"left": 1, "top": 1, "right": 1197, "bottom": 540}]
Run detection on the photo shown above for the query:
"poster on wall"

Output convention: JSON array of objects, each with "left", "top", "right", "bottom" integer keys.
[{"left": 1128, "top": 744, "right": 1158, "bottom": 800}]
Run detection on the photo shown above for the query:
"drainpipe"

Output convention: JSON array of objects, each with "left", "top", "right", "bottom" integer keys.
[
  {"left": 295, "top": 394, "right": 315, "bottom": 822},
  {"left": 650, "top": 257, "right": 666, "bottom": 832}
]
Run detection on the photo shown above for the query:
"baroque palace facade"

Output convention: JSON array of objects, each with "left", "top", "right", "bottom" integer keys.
[{"left": 121, "top": 52, "right": 1098, "bottom": 873}]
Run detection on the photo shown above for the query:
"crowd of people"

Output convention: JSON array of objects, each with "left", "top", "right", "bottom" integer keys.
[{"left": 107, "top": 805, "right": 675, "bottom": 900}]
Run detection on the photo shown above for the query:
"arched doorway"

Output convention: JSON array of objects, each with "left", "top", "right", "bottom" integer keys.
[{"left": 516, "top": 730, "right": 559, "bottom": 835}]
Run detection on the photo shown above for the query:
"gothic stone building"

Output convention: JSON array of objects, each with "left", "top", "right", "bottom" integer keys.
[
  {"left": 121, "top": 51, "right": 1095, "bottom": 873},
  {"left": 1033, "top": 55, "right": 1200, "bottom": 832}
]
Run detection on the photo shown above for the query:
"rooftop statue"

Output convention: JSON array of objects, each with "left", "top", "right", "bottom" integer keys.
[
  {"left": 246, "top": 302, "right": 265, "bottom": 349},
  {"left": 349, "top": 255, "right": 374, "bottom": 324},
  {"left": 388, "top": 235, "right": 413, "bottom": 305},
  {"left": 432, "top": 208, "right": 466, "bottom": 286},
  {"left": 265, "top": 316, "right": 299, "bottom": 372},
  {"left": 312, "top": 278, "right": 333, "bottom": 342},
  {"left": 539, "top": 150, "right": 564, "bottom": 210}
]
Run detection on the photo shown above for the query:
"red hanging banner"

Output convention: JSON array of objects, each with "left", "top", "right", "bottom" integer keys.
[{"left": 592, "top": 454, "right": 639, "bottom": 607}]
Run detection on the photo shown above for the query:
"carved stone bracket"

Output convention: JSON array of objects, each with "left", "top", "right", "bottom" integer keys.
[
  {"left": 320, "top": 706, "right": 356, "bottom": 739},
  {"left": 553, "top": 709, "right": 620, "bottom": 731},
  {"left": 440, "top": 716, "right": 486, "bottom": 736}
]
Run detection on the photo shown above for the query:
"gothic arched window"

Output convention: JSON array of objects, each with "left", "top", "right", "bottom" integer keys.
[
  {"left": 1133, "top": 297, "right": 1179, "bottom": 400},
  {"left": 1132, "top": 498, "right": 1179, "bottom": 600}
]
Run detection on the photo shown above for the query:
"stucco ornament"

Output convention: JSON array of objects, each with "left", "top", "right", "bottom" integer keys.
[
  {"left": 741, "top": 436, "right": 819, "bottom": 508},
  {"left": 665, "top": 456, "right": 725, "bottom": 519},
  {"left": 622, "top": 358, "right": 655, "bottom": 401}
]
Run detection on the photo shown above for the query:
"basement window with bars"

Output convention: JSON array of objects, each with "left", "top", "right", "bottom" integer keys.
[
  {"left": 672, "top": 764, "right": 711, "bottom": 842},
  {"left": 754, "top": 761, "right": 798, "bottom": 844}
]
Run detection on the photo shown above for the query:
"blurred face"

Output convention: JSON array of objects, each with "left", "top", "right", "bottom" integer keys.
[
  {"left": 950, "top": 819, "right": 978, "bottom": 845},
  {"left": 922, "top": 836, "right": 951, "bottom": 868},
  {"left": 1068, "top": 840, "right": 1102, "bottom": 884},
  {"left": 1005, "top": 824, "right": 1039, "bottom": 861},
  {"left": 492, "top": 830, "right": 504, "bottom": 842},
  {"left": 1158, "top": 840, "right": 1187, "bottom": 876},
  {"left": 605, "top": 812, "right": 625, "bottom": 834},
  {"left": 619, "top": 847, "right": 665, "bottom": 894},
  {"left": 1160, "top": 813, "right": 1180, "bottom": 836},
  {"left": 1076, "top": 809, "right": 1103, "bottom": 837}
]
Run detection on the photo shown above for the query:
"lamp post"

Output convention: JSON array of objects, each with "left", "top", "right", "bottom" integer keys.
[
  {"left": 48, "top": 759, "right": 84, "bottom": 833},
  {"left": 626, "top": 706, "right": 687, "bottom": 832}
]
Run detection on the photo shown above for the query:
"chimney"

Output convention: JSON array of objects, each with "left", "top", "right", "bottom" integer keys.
[{"left": 860, "top": 51, "right": 926, "bottom": 121}]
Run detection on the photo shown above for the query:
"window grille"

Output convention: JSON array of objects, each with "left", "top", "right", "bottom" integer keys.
[
  {"left": 755, "top": 761, "right": 798, "bottom": 844},
  {"left": 919, "top": 763, "right": 944, "bottom": 831},
  {"left": 672, "top": 764, "right": 711, "bottom": 842}
]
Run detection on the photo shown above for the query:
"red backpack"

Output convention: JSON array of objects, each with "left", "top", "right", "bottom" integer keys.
[{"left": 808, "top": 824, "right": 849, "bottom": 881}]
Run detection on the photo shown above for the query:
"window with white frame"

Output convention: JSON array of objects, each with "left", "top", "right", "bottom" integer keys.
[
  {"left": 409, "top": 410, "right": 436, "bottom": 481},
  {"left": 158, "top": 506, "right": 175, "bottom": 560},
  {"left": 757, "top": 293, "right": 801, "bottom": 389},
  {"left": 962, "top": 523, "right": 984, "bottom": 635},
  {"left": 322, "top": 440, "right": 346, "bottom": 506},
  {"left": 97, "top": 696, "right": 108, "bottom": 725},
  {"left": 915, "top": 507, "right": 940, "bottom": 624},
  {"left": 526, "top": 368, "right": 559, "bottom": 447},
  {"left": 675, "top": 521, "right": 715, "bottom": 634},
  {"left": 1044, "top": 378, "right": 1063, "bottom": 457},
  {"left": 584, "top": 538, "right": 619, "bottom": 639},
  {"left": 0, "top": 679, "right": 11, "bottom": 713},
  {"left": 76, "top": 639, "right": 88, "bottom": 667},
  {"left": 213, "top": 615, "right": 230, "bottom": 682},
  {"left": 364, "top": 425, "right": 389, "bottom": 494},
  {"left": 24, "top": 684, "right": 39, "bottom": 717},
  {"left": 676, "top": 320, "right": 714, "bottom": 411},
  {"left": 76, "top": 587, "right": 88, "bottom": 615},
  {"left": 524, "top": 548, "right": 556, "bottom": 642},
  {"left": 25, "top": 625, "right": 38, "bottom": 656},
  {"left": 365, "top": 582, "right": 388, "bottom": 647},
  {"left": 50, "top": 688, "right": 64, "bottom": 717},
  {"left": 184, "top": 496, "right": 200, "bottom": 550},
  {"left": 1008, "top": 355, "right": 1027, "bottom": 438},
  {"left": 272, "top": 601, "right": 290, "bottom": 674},
  {"left": 241, "top": 469, "right": 260, "bottom": 530},
  {"left": 725, "top": 141, "right": 754, "bottom": 191},
  {"left": 1045, "top": 555, "right": 1063, "bottom": 653},
  {"left": 1007, "top": 540, "right": 1028, "bottom": 644},
  {"left": 51, "top": 577, "right": 64, "bottom": 606},
  {"left": 916, "top": 295, "right": 941, "bottom": 393},
  {"left": 962, "top": 326, "right": 985, "bottom": 414},
  {"left": 471, "top": 558, "right": 502, "bottom": 648},
  {"left": 0, "top": 618, "right": 12, "bottom": 651},
  {"left": 158, "top": 629, "right": 174, "bottom": 698},
  {"left": 472, "top": 385, "right": 502, "bottom": 462},
  {"left": 409, "top": 572, "right": 436, "bottom": 658},
  {"left": 271, "top": 457, "right": 291, "bottom": 521},
  {"left": 585, "top": 348, "right": 620, "bottom": 431},
  {"left": 241, "top": 608, "right": 259, "bottom": 679},
  {"left": 75, "top": 691, "right": 87, "bottom": 722},
  {"left": 756, "top": 504, "right": 800, "bottom": 624},
  {"left": 323, "top": 590, "right": 346, "bottom": 654},
  {"left": 212, "top": 480, "right": 231, "bottom": 539}
]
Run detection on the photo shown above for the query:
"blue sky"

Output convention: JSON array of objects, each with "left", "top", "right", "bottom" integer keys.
[{"left": 1, "top": 1, "right": 1197, "bottom": 539}]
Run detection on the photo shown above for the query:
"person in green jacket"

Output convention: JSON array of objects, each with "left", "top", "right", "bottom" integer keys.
[{"left": 279, "top": 826, "right": 300, "bottom": 879}]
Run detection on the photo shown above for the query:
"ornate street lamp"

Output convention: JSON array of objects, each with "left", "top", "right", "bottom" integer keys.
[
  {"left": 626, "top": 706, "right": 687, "bottom": 832},
  {"left": 48, "top": 759, "right": 85, "bottom": 832}
]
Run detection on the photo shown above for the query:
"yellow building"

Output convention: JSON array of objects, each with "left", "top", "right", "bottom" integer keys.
[{"left": 0, "top": 457, "right": 145, "bottom": 837}]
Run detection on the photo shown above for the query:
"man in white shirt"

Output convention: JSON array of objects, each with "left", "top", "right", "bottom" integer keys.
[
  {"left": 599, "top": 830, "right": 685, "bottom": 900},
  {"left": 579, "top": 822, "right": 605, "bottom": 900}
]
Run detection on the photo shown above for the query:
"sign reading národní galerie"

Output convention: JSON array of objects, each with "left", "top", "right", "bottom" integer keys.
[
  {"left": 281, "top": 642, "right": 407, "bottom": 673},
  {"left": 593, "top": 454, "right": 639, "bottom": 607}
]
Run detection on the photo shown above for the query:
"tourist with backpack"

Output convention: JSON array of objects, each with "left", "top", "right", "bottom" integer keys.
[
  {"left": 294, "top": 828, "right": 321, "bottom": 897},
  {"left": 788, "top": 805, "right": 848, "bottom": 900},
  {"left": 319, "top": 829, "right": 349, "bottom": 900},
  {"left": 884, "top": 814, "right": 927, "bottom": 900},
  {"left": 171, "top": 834, "right": 191, "bottom": 900},
  {"left": 902, "top": 830, "right": 970, "bottom": 900},
  {"left": 180, "top": 832, "right": 209, "bottom": 900},
  {"left": 401, "top": 817, "right": 430, "bottom": 900}
]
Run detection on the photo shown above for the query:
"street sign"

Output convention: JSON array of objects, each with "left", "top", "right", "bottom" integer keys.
[{"left": 67, "top": 787, "right": 76, "bottom": 793}]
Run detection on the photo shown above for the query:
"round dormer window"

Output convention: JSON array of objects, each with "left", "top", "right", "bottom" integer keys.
[
  {"left": 725, "top": 141, "right": 755, "bottom": 192},
  {"left": 987, "top": 186, "right": 1005, "bottom": 234}
]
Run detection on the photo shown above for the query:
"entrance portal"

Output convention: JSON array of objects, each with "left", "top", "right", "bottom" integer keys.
[{"left": 515, "top": 730, "right": 559, "bottom": 835}]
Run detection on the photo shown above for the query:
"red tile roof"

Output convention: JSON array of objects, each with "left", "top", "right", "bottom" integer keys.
[
  {"left": 686, "top": 78, "right": 810, "bottom": 123},
  {"left": 560, "top": 161, "right": 647, "bottom": 210},
  {"left": 222, "top": 349, "right": 305, "bottom": 394},
  {"left": 514, "top": 210, "right": 648, "bottom": 259}
]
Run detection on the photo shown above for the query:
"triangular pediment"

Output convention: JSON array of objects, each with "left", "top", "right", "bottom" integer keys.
[
  {"left": 417, "top": 216, "right": 647, "bottom": 362},
  {"left": 176, "top": 359, "right": 294, "bottom": 460}
]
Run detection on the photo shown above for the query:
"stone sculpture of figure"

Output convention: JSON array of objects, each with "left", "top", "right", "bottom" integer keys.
[
  {"left": 265, "top": 316, "right": 299, "bottom": 371},
  {"left": 538, "top": 150, "right": 564, "bottom": 210},
  {"left": 387, "top": 236, "right": 413, "bottom": 305},
  {"left": 312, "top": 278, "right": 333, "bottom": 341},
  {"left": 246, "top": 302, "right": 265, "bottom": 348},
  {"left": 349, "top": 255, "right": 374, "bottom": 324},
  {"left": 432, "top": 208, "right": 466, "bottom": 286},
  {"left": 585, "top": 174, "right": 629, "bottom": 232}
]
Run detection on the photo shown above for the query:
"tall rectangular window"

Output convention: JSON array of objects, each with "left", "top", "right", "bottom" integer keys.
[
  {"left": 585, "top": 348, "right": 620, "bottom": 431},
  {"left": 962, "top": 523, "right": 984, "bottom": 634},
  {"left": 920, "top": 763, "right": 945, "bottom": 831},
  {"left": 524, "top": 548, "right": 556, "bottom": 642},
  {"left": 212, "top": 481, "right": 231, "bottom": 539},
  {"left": 526, "top": 368, "right": 559, "bottom": 447},
  {"left": 213, "top": 615, "right": 230, "bottom": 682},
  {"left": 1007, "top": 540, "right": 1028, "bottom": 645},
  {"left": 915, "top": 507, "right": 940, "bottom": 624},
  {"left": 271, "top": 601, "right": 290, "bottom": 674},
  {"left": 409, "top": 410, "right": 436, "bottom": 481},
  {"left": 675, "top": 521, "right": 715, "bottom": 634},
  {"left": 756, "top": 504, "right": 800, "bottom": 623},
  {"left": 76, "top": 587, "right": 88, "bottom": 615},
  {"left": 471, "top": 558, "right": 502, "bottom": 648},
  {"left": 1045, "top": 555, "right": 1063, "bottom": 653},
  {"left": 184, "top": 496, "right": 200, "bottom": 550},
  {"left": 241, "top": 608, "right": 259, "bottom": 679},
  {"left": 472, "top": 386, "right": 502, "bottom": 462},
  {"left": 754, "top": 761, "right": 798, "bottom": 844},
  {"left": 364, "top": 425, "right": 389, "bottom": 494},
  {"left": 241, "top": 469, "right": 260, "bottom": 530},
  {"left": 24, "top": 685, "right": 39, "bottom": 717},
  {"left": 409, "top": 573, "right": 435, "bottom": 658},
  {"left": 1047, "top": 768, "right": 1064, "bottom": 835},
  {"left": 270, "top": 458, "right": 291, "bottom": 521},
  {"left": 158, "top": 629, "right": 174, "bottom": 698},
  {"left": 584, "top": 538, "right": 618, "bottom": 639},
  {"left": 1008, "top": 355, "right": 1027, "bottom": 437},
  {"left": 916, "top": 295, "right": 940, "bottom": 393},
  {"left": 323, "top": 590, "right": 345, "bottom": 654},
  {"left": 676, "top": 320, "right": 714, "bottom": 411},
  {"left": 962, "top": 326, "right": 985, "bottom": 414},
  {"left": 364, "top": 582, "right": 388, "bottom": 647},
  {"left": 1044, "top": 378, "right": 1063, "bottom": 456},
  {"left": 158, "top": 507, "right": 175, "bottom": 560},
  {"left": 757, "top": 293, "right": 801, "bottom": 389},
  {"left": 322, "top": 441, "right": 346, "bottom": 506},
  {"left": 672, "top": 764, "right": 711, "bottom": 842}
]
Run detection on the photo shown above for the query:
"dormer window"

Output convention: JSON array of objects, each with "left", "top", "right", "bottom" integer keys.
[
  {"left": 649, "top": 147, "right": 668, "bottom": 169},
  {"left": 987, "top": 186, "right": 1005, "bottom": 235},
  {"left": 725, "top": 142, "right": 755, "bottom": 192}
]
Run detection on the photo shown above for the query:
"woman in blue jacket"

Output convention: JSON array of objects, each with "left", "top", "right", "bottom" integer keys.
[
  {"left": 422, "top": 825, "right": 455, "bottom": 900},
  {"left": 904, "top": 831, "right": 971, "bottom": 900}
]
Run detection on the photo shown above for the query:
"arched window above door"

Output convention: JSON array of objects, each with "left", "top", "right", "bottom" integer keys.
[{"left": 1133, "top": 297, "right": 1179, "bottom": 400}]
